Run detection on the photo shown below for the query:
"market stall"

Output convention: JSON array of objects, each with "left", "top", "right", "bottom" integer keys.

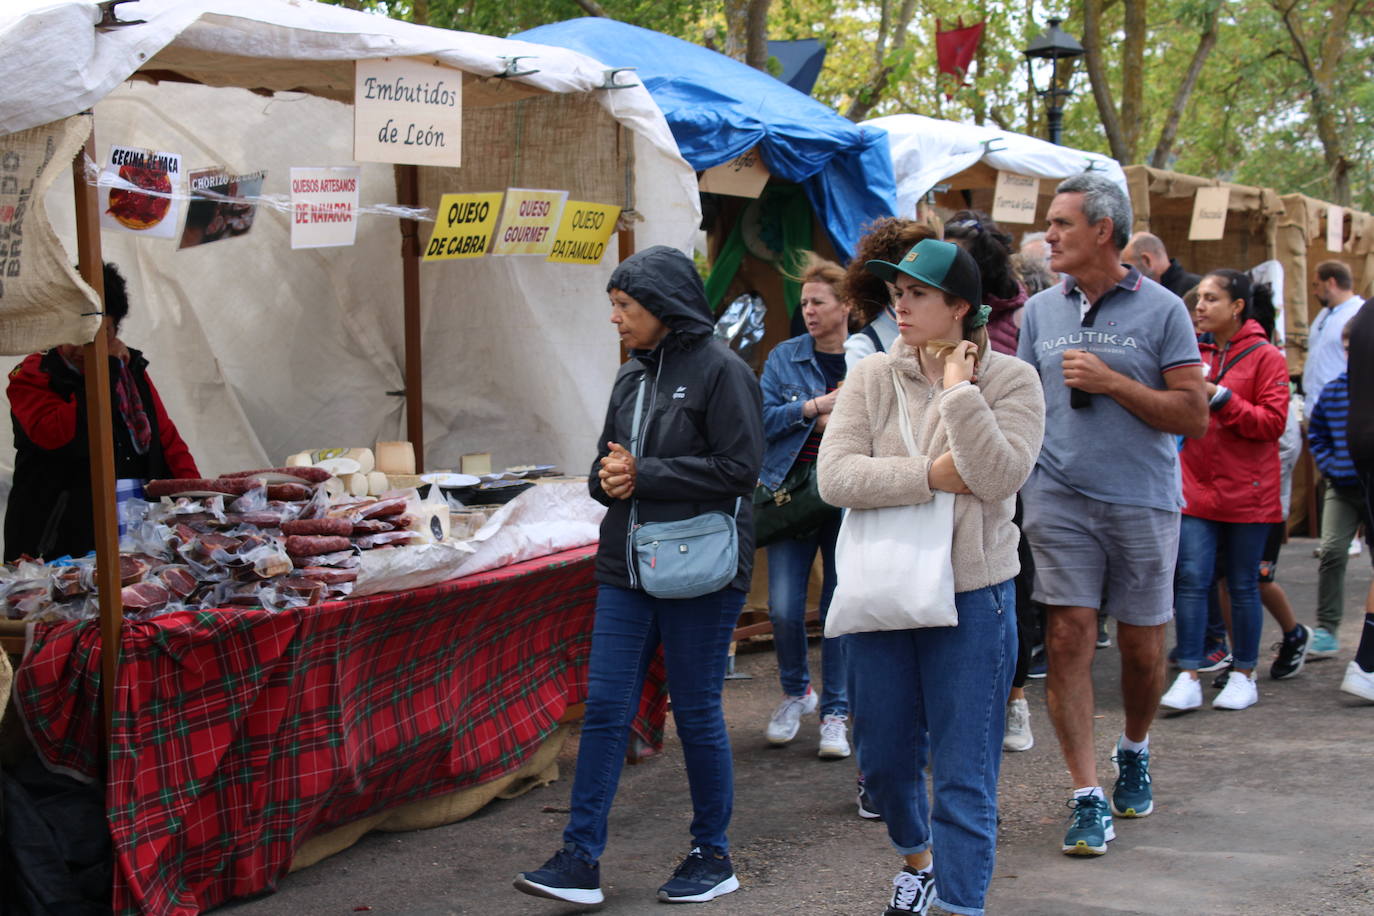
[
  {"left": 863, "top": 113, "right": 1126, "bottom": 241},
  {"left": 0, "top": 0, "right": 691, "bottom": 910},
  {"left": 517, "top": 17, "right": 898, "bottom": 364},
  {"left": 1122, "top": 165, "right": 1292, "bottom": 362}
]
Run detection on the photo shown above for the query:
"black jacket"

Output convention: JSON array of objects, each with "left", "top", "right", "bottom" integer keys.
[
  {"left": 1159, "top": 258, "right": 1202, "bottom": 298},
  {"left": 590, "top": 246, "right": 764, "bottom": 592},
  {"left": 1347, "top": 299, "right": 1374, "bottom": 463}
]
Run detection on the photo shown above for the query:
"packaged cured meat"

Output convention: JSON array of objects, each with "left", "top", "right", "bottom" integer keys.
[
  {"left": 295, "top": 566, "right": 360, "bottom": 584},
  {"left": 290, "top": 549, "right": 360, "bottom": 569},
  {"left": 355, "top": 530, "right": 416, "bottom": 550},
  {"left": 350, "top": 519, "right": 396, "bottom": 534},
  {"left": 121, "top": 581, "right": 171, "bottom": 614},
  {"left": 359, "top": 497, "right": 409, "bottom": 520},
  {"left": 284, "top": 535, "right": 352, "bottom": 556},
  {"left": 153, "top": 565, "right": 198, "bottom": 599},
  {"left": 267, "top": 482, "right": 313, "bottom": 502},
  {"left": 119, "top": 554, "right": 152, "bottom": 586},
  {"left": 281, "top": 517, "right": 353, "bottom": 537},
  {"left": 145, "top": 478, "right": 258, "bottom": 499},
  {"left": 223, "top": 466, "right": 333, "bottom": 484}
]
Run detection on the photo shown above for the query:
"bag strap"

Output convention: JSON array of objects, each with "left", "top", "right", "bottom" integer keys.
[
  {"left": 1212, "top": 341, "right": 1265, "bottom": 385},
  {"left": 890, "top": 369, "right": 918, "bottom": 457},
  {"left": 862, "top": 323, "right": 885, "bottom": 353}
]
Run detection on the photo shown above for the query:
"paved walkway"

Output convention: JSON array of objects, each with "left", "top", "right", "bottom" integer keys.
[{"left": 223, "top": 538, "right": 1374, "bottom": 914}]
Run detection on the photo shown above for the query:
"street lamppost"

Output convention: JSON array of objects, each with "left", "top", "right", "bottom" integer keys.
[{"left": 1022, "top": 17, "right": 1084, "bottom": 146}]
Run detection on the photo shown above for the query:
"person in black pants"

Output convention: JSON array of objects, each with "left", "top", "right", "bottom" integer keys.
[{"left": 1340, "top": 298, "right": 1374, "bottom": 700}]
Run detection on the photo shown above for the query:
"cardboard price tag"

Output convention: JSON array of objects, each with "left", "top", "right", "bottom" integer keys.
[
  {"left": 354, "top": 58, "right": 463, "bottom": 167},
  {"left": 491, "top": 189, "right": 568, "bottom": 256},
  {"left": 1327, "top": 206, "right": 1344, "bottom": 253},
  {"left": 990, "top": 171, "right": 1040, "bottom": 224},
  {"left": 1188, "top": 186, "right": 1230, "bottom": 241},
  {"left": 547, "top": 202, "right": 621, "bottom": 265},
  {"left": 697, "top": 148, "right": 770, "bottom": 198},
  {"left": 423, "top": 192, "right": 503, "bottom": 261}
]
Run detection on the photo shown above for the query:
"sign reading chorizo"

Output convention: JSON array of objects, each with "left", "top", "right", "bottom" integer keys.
[
  {"left": 289, "top": 166, "right": 361, "bottom": 249},
  {"left": 547, "top": 201, "right": 622, "bottom": 265},
  {"left": 491, "top": 188, "right": 568, "bottom": 257},
  {"left": 354, "top": 58, "right": 463, "bottom": 168},
  {"left": 422, "top": 191, "right": 504, "bottom": 261}
]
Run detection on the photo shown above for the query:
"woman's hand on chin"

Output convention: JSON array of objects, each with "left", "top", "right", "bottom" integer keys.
[{"left": 943, "top": 340, "right": 978, "bottom": 388}]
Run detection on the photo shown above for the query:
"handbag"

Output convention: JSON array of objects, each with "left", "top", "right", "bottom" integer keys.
[
  {"left": 624, "top": 375, "right": 741, "bottom": 600},
  {"left": 752, "top": 458, "right": 837, "bottom": 548},
  {"left": 824, "top": 368, "right": 957, "bottom": 636}
]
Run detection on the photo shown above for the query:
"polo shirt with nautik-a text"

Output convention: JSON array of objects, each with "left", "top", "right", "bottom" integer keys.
[{"left": 1017, "top": 267, "right": 1202, "bottom": 511}]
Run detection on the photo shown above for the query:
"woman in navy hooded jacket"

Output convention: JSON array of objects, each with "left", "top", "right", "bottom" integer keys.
[{"left": 515, "top": 246, "right": 763, "bottom": 908}]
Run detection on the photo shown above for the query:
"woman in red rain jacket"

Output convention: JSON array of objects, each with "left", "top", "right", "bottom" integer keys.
[{"left": 1161, "top": 270, "right": 1288, "bottom": 713}]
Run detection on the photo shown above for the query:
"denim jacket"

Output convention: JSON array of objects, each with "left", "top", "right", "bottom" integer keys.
[{"left": 759, "top": 333, "right": 838, "bottom": 490}]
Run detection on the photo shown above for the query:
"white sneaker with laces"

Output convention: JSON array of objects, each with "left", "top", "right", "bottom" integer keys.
[
  {"left": 1212, "top": 670, "right": 1258, "bottom": 709},
  {"left": 818, "top": 714, "right": 851, "bottom": 758},
  {"left": 765, "top": 688, "right": 818, "bottom": 744},
  {"left": 1340, "top": 661, "right": 1374, "bottom": 701},
  {"left": 886, "top": 868, "right": 935, "bottom": 915},
  {"left": 1159, "top": 671, "right": 1202, "bottom": 710},
  {"left": 1003, "top": 698, "right": 1033, "bottom": 751}
]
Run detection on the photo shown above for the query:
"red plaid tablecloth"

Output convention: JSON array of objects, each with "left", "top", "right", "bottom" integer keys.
[{"left": 15, "top": 545, "right": 668, "bottom": 915}]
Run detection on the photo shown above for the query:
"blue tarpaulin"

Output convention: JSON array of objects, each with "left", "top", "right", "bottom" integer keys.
[{"left": 515, "top": 18, "right": 896, "bottom": 262}]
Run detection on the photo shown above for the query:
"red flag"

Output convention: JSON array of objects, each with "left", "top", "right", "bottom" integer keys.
[{"left": 936, "top": 18, "right": 985, "bottom": 98}]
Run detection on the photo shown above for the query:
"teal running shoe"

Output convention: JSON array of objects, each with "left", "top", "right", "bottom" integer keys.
[
  {"left": 1062, "top": 794, "right": 1114, "bottom": 856},
  {"left": 1111, "top": 739, "right": 1153, "bottom": 817}
]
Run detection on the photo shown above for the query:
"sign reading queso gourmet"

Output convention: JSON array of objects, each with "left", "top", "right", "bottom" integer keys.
[
  {"left": 354, "top": 58, "right": 463, "bottom": 167},
  {"left": 491, "top": 189, "right": 568, "bottom": 257}
]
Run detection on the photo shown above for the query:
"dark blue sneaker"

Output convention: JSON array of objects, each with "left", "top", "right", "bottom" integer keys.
[
  {"left": 1062, "top": 794, "right": 1114, "bottom": 856},
  {"left": 1027, "top": 645, "right": 1048, "bottom": 679},
  {"left": 1110, "top": 739, "right": 1153, "bottom": 817},
  {"left": 514, "top": 846, "right": 603, "bottom": 905},
  {"left": 657, "top": 847, "right": 739, "bottom": 903}
]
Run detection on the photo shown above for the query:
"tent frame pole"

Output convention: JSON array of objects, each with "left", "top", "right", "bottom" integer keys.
[
  {"left": 72, "top": 123, "right": 122, "bottom": 749},
  {"left": 397, "top": 164, "right": 424, "bottom": 472}
]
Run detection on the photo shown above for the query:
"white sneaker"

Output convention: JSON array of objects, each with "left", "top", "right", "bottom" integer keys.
[
  {"left": 1212, "top": 670, "right": 1258, "bottom": 709},
  {"left": 1350, "top": 538, "right": 1363, "bottom": 556},
  {"left": 818, "top": 714, "right": 851, "bottom": 758},
  {"left": 1159, "top": 672, "right": 1202, "bottom": 710},
  {"left": 765, "top": 688, "right": 818, "bottom": 744},
  {"left": 1340, "top": 661, "right": 1374, "bottom": 701},
  {"left": 1003, "top": 698, "right": 1034, "bottom": 751}
]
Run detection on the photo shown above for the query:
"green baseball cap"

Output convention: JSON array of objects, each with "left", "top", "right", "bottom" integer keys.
[{"left": 865, "top": 238, "right": 982, "bottom": 308}]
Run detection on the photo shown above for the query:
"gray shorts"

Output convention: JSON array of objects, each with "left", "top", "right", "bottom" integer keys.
[{"left": 1020, "top": 469, "right": 1179, "bottom": 626}]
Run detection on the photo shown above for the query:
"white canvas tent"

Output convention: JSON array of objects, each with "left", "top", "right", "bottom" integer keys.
[
  {"left": 863, "top": 113, "right": 1126, "bottom": 220},
  {"left": 0, "top": 0, "right": 700, "bottom": 560}
]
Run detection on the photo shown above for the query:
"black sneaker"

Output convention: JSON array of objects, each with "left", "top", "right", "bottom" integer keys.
[
  {"left": 1270, "top": 624, "right": 1311, "bottom": 680},
  {"left": 1027, "top": 645, "right": 1048, "bottom": 679},
  {"left": 1211, "top": 665, "right": 1232, "bottom": 690},
  {"left": 1096, "top": 614, "right": 1112, "bottom": 649},
  {"left": 657, "top": 847, "right": 739, "bottom": 903},
  {"left": 884, "top": 866, "right": 936, "bottom": 915},
  {"left": 514, "top": 846, "right": 603, "bottom": 906}
]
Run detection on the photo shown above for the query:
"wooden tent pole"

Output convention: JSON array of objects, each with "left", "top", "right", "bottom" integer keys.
[
  {"left": 397, "top": 164, "right": 424, "bottom": 472},
  {"left": 72, "top": 124, "right": 122, "bottom": 748}
]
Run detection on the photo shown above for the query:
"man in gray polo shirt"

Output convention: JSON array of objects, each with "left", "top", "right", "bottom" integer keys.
[{"left": 1016, "top": 173, "right": 1208, "bottom": 858}]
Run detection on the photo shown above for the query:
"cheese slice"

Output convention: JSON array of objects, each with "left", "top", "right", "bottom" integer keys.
[
  {"left": 460, "top": 452, "right": 492, "bottom": 476},
  {"left": 408, "top": 502, "right": 451, "bottom": 543}
]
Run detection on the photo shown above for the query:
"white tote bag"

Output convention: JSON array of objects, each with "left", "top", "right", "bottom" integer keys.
[{"left": 825, "top": 369, "right": 958, "bottom": 636}]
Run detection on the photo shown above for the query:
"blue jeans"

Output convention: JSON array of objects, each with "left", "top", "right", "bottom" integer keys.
[
  {"left": 849, "top": 580, "right": 1017, "bottom": 916},
  {"left": 1176, "top": 516, "right": 1270, "bottom": 670},
  {"left": 766, "top": 512, "right": 848, "bottom": 715},
  {"left": 563, "top": 585, "right": 744, "bottom": 861}
]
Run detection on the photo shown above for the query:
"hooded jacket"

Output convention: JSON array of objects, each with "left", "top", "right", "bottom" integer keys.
[
  {"left": 6, "top": 347, "right": 198, "bottom": 561},
  {"left": 1181, "top": 318, "right": 1288, "bottom": 523},
  {"left": 590, "top": 246, "right": 764, "bottom": 593}
]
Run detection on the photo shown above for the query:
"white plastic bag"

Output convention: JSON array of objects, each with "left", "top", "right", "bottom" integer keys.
[{"left": 825, "top": 369, "right": 957, "bottom": 636}]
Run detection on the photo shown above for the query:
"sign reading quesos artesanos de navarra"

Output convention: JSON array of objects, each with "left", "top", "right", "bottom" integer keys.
[{"left": 354, "top": 58, "right": 463, "bottom": 168}]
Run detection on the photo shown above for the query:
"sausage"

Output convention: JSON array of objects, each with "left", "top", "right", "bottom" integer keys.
[
  {"left": 145, "top": 478, "right": 257, "bottom": 499},
  {"left": 355, "top": 530, "right": 415, "bottom": 549},
  {"left": 281, "top": 518, "right": 353, "bottom": 537},
  {"left": 222, "top": 466, "right": 333, "bottom": 483},
  {"left": 266, "top": 483, "right": 313, "bottom": 502},
  {"left": 350, "top": 519, "right": 396, "bottom": 534},
  {"left": 359, "top": 497, "right": 408, "bottom": 519},
  {"left": 284, "top": 535, "right": 352, "bottom": 556},
  {"left": 291, "top": 550, "right": 359, "bottom": 569},
  {"left": 295, "top": 566, "right": 360, "bottom": 584}
]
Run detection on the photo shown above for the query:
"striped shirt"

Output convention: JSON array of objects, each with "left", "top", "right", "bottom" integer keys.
[{"left": 1308, "top": 371, "right": 1357, "bottom": 486}]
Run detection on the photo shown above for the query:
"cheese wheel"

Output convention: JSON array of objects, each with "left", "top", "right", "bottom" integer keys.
[
  {"left": 323, "top": 476, "right": 345, "bottom": 499},
  {"left": 341, "top": 473, "right": 370, "bottom": 497},
  {"left": 375, "top": 441, "right": 416, "bottom": 475},
  {"left": 345, "top": 447, "right": 376, "bottom": 475},
  {"left": 285, "top": 452, "right": 312, "bottom": 468},
  {"left": 366, "top": 471, "right": 389, "bottom": 496}
]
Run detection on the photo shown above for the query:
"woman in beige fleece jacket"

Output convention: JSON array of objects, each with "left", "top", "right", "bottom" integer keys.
[{"left": 818, "top": 238, "right": 1044, "bottom": 916}]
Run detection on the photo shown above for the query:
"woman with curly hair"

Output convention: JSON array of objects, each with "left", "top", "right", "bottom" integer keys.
[
  {"left": 942, "top": 210, "right": 1027, "bottom": 358},
  {"left": 842, "top": 218, "right": 938, "bottom": 372}
]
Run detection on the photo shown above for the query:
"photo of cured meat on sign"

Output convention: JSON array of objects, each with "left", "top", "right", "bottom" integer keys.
[{"left": 107, "top": 163, "right": 173, "bottom": 230}]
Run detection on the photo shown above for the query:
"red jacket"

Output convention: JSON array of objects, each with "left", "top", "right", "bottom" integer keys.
[{"left": 1181, "top": 319, "right": 1288, "bottom": 523}]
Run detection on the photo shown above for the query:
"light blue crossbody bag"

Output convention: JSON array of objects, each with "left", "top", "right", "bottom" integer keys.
[{"left": 625, "top": 373, "right": 740, "bottom": 600}]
